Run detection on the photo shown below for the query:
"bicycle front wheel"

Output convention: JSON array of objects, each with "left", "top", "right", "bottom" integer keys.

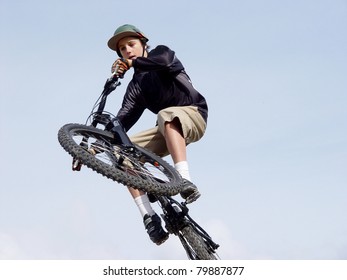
[{"left": 58, "top": 123, "right": 183, "bottom": 196}]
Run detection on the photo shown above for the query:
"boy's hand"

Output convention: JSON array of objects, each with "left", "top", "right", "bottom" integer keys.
[{"left": 111, "top": 58, "right": 131, "bottom": 78}]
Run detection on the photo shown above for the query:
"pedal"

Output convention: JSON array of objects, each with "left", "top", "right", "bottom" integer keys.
[{"left": 72, "top": 158, "right": 82, "bottom": 171}]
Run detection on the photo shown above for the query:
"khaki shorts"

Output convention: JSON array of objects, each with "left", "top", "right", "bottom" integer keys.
[{"left": 130, "top": 106, "right": 206, "bottom": 157}]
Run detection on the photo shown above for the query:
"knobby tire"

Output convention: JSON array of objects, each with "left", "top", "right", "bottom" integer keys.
[
  {"left": 58, "top": 123, "right": 183, "bottom": 196},
  {"left": 180, "top": 224, "right": 218, "bottom": 260}
]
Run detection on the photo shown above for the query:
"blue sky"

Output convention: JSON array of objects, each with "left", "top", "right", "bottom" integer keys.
[{"left": 1, "top": 0, "right": 346, "bottom": 259}]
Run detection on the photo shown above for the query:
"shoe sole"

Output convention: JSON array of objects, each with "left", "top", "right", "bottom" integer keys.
[
  {"left": 154, "top": 233, "right": 169, "bottom": 245},
  {"left": 185, "top": 191, "right": 201, "bottom": 204}
]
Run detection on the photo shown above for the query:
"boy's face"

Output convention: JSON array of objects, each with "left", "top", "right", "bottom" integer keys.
[{"left": 118, "top": 36, "right": 146, "bottom": 59}]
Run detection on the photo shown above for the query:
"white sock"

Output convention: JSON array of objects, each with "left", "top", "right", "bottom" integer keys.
[
  {"left": 134, "top": 194, "right": 155, "bottom": 218},
  {"left": 174, "top": 161, "right": 191, "bottom": 181}
]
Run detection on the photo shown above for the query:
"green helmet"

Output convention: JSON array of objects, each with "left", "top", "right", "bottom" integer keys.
[{"left": 107, "top": 24, "right": 149, "bottom": 56}]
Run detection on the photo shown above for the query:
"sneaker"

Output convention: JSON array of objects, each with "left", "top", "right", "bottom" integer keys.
[
  {"left": 143, "top": 213, "right": 169, "bottom": 245},
  {"left": 180, "top": 179, "right": 201, "bottom": 204}
]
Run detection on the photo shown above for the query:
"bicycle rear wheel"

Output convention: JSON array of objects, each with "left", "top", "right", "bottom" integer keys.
[
  {"left": 58, "top": 123, "right": 183, "bottom": 196},
  {"left": 180, "top": 224, "right": 218, "bottom": 260}
]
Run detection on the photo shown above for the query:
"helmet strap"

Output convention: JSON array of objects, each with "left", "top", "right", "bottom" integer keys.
[{"left": 141, "top": 41, "right": 148, "bottom": 57}]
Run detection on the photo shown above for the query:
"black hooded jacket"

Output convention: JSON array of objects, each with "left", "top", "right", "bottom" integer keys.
[{"left": 116, "top": 45, "right": 208, "bottom": 131}]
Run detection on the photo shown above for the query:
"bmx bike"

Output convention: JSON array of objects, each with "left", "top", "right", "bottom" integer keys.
[{"left": 57, "top": 73, "right": 219, "bottom": 259}]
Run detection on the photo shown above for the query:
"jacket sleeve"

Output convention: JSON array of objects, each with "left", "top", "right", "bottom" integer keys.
[
  {"left": 116, "top": 82, "right": 145, "bottom": 132},
  {"left": 132, "top": 45, "right": 184, "bottom": 73}
]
